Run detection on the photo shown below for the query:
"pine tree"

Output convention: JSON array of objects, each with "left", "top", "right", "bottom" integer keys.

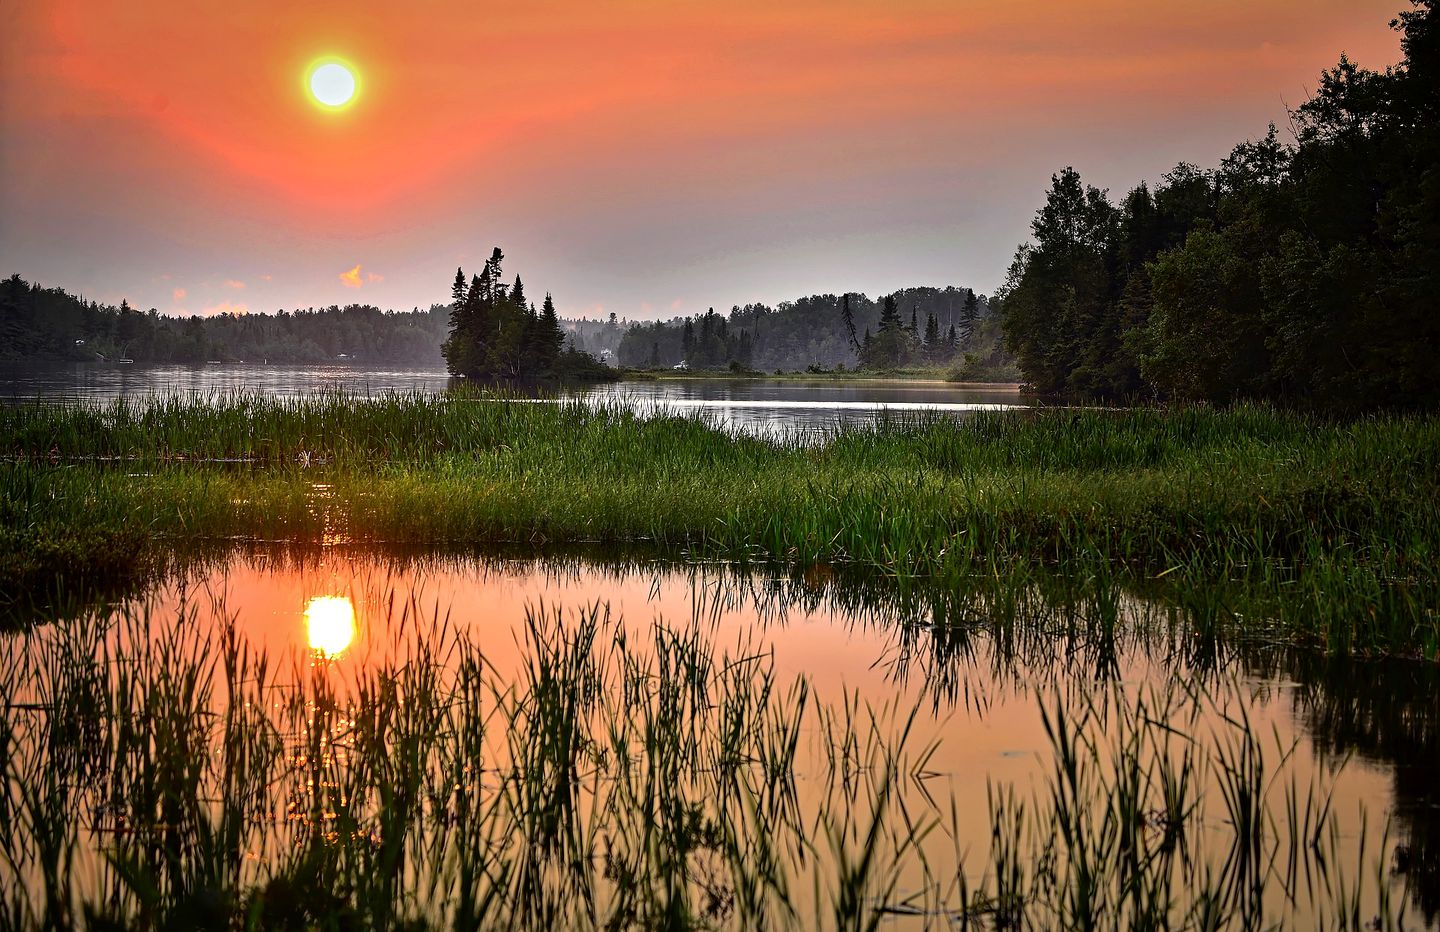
[
  {"left": 958, "top": 289, "right": 980, "bottom": 348},
  {"left": 451, "top": 268, "right": 467, "bottom": 307},
  {"left": 540, "top": 293, "right": 564, "bottom": 370},
  {"left": 879, "top": 295, "right": 902, "bottom": 331},
  {"left": 840, "top": 293, "right": 861, "bottom": 355},
  {"left": 441, "top": 249, "right": 596, "bottom": 380},
  {"left": 924, "top": 312, "right": 940, "bottom": 361}
]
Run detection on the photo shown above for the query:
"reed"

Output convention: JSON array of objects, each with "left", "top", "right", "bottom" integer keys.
[
  {"left": 2, "top": 394, "right": 1436, "bottom": 654},
  {"left": 0, "top": 591, "right": 1416, "bottom": 929}
]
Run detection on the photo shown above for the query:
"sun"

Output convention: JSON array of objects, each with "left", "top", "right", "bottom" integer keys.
[
  {"left": 304, "top": 595, "right": 356, "bottom": 657},
  {"left": 306, "top": 58, "right": 359, "bottom": 110}
]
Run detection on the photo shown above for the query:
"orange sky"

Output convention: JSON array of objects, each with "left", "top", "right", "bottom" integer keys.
[{"left": 0, "top": 0, "right": 1404, "bottom": 319}]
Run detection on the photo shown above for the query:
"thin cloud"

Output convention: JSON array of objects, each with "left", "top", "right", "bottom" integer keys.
[
  {"left": 172, "top": 287, "right": 187, "bottom": 302},
  {"left": 201, "top": 300, "right": 248, "bottom": 316},
  {"left": 223, "top": 279, "right": 245, "bottom": 290}
]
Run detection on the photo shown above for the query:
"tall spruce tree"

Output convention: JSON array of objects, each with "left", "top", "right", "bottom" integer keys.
[
  {"left": 924, "top": 312, "right": 941, "bottom": 361},
  {"left": 958, "top": 289, "right": 980, "bottom": 348}
]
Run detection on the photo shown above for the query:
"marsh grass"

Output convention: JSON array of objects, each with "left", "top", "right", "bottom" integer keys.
[
  {"left": 0, "top": 584, "right": 1420, "bottom": 930},
  {"left": 4, "top": 393, "right": 1436, "bottom": 654}
]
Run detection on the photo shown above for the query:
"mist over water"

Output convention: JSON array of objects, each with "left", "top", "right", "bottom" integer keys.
[{"left": 0, "top": 362, "right": 1029, "bottom": 437}]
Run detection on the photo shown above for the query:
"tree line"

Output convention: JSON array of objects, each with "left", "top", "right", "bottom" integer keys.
[
  {"left": 0, "top": 274, "right": 449, "bottom": 365},
  {"left": 613, "top": 286, "right": 1013, "bottom": 376},
  {"left": 998, "top": 0, "right": 1440, "bottom": 409}
]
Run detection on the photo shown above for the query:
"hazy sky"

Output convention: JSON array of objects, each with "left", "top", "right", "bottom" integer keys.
[{"left": 0, "top": 0, "right": 1404, "bottom": 320}]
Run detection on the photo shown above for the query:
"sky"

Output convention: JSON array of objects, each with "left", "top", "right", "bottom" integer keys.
[{"left": 0, "top": 0, "right": 1406, "bottom": 321}]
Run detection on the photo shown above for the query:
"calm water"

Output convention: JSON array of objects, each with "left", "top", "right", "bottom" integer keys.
[
  {"left": 9, "top": 548, "right": 1437, "bottom": 927},
  {"left": 0, "top": 361, "right": 1027, "bottom": 436}
]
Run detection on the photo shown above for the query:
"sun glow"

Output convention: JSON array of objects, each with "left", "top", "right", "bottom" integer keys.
[
  {"left": 305, "top": 595, "right": 356, "bottom": 657},
  {"left": 306, "top": 58, "right": 358, "bottom": 110}
]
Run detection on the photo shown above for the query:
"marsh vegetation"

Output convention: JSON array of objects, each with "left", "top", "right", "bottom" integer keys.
[
  {"left": 2, "top": 391, "right": 1437, "bottom": 928},
  {"left": 3, "top": 553, "right": 1437, "bottom": 929}
]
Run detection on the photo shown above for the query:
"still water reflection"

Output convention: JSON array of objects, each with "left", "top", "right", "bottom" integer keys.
[
  {"left": 303, "top": 595, "right": 356, "bottom": 658},
  {"left": 0, "top": 361, "right": 1027, "bottom": 437},
  {"left": 30, "top": 549, "right": 1432, "bottom": 926}
]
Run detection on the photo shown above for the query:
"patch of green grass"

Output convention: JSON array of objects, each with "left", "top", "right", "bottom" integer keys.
[{"left": 2, "top": 395, "right": 1436, "bottom": 654}]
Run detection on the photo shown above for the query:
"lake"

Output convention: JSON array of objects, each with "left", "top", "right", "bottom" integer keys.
[
  {"left": 0, "top": 361, "right": 1028, "bottom": 436},
  {"left": 6, "top": 545, "right": 1437, "bottom": 928},
  {"left": 3, "top": 370, "right": 1435, "bottom": 928}
]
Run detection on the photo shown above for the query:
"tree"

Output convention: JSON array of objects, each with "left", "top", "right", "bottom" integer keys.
[
  {"left": 862, "top": 295, "right": 911, "bottom": 369},
  {"left": 539, "top": 293, "right": 565, "bottom": 371},
  {"left": 957, "top": 290, "right": 980, "bottom": 349},
  {"left": 443, "top": 248, "right": 607, "bottom": 380},
  {"left": 995, "top": 1, "right": 1439, "bottom": 408},
  {"left": 840, "top": 293, "right": 861, "bottom": 356},
  {"left": 923, "top": 312, "right": 941, "bottom": 361}
]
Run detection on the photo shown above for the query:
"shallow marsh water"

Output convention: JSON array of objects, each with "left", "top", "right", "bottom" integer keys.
[
  {"left": 0, "top": 361, "right": 1027, "bottom": 437},
  {"left": 4, "top": 548, "right": 1436, "bottom": 928}
]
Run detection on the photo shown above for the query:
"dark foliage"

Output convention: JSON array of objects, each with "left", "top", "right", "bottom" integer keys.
[
  {"left": 0, "top": 275, "right": 450, "bottom": 365},
  {"left": 614, "top": 286, "right": 1007, "bottom": 372},
  {"left": 1000, "top": 1, "right": 1440, "bottom": 410},
  {"left": 442, "top": 248, "right": 612, "bottom": 381}
]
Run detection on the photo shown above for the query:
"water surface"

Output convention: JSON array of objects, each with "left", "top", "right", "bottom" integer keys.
[
  {"left": 7, "top": 548, "right": 1435, "bottom": 927},
  {"left": 0, "top": 361, "right": 1027, "bottom": 437}
]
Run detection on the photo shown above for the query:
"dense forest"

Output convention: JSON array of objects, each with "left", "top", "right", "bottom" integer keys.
[
  {"left": 613, "top": 286, "right": 1014, "bottom": 376},
  {"left": 442, "top": 248, "right": 610, "bottom": 380},
  {"left": 1000, "top": 1, "right": 1440, "bottom": 409},
  {"left": 0, "top": 274, "right": 450, "bottom": 365},
  {"left": 2, "top": 270, "right": 1013, "bottom": 379}
]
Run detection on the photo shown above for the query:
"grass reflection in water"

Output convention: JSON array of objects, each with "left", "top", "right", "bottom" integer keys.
[{"left": 0, "top": 567, "right": 1431, "bottom": 930}]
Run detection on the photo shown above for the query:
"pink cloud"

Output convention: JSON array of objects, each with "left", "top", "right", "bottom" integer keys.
[
  {"left": 223, "top": 279, "right": 245, "bottom": 290},
  {"left": 201, "top": 300, "right": 248, "bottom": 316},
  {"left": 340, "top": 264, "right": 384, "bottom": 287},
  {"left": 172, "top": 287, "right": 187, "bottom": 302}
]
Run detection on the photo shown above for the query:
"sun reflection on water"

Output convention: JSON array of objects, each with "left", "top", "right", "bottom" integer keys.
[{"left": 304, "top": 596, "right": 355, "bottom": 657}]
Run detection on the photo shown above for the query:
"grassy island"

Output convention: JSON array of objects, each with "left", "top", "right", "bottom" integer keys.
[{"left": 3, "top": 394, "right": 1435, "bottom": 656}]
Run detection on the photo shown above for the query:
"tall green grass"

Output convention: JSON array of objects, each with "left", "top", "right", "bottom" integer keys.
[{"left": 2, "top": 394, "right": 1437, "bottom": 654}]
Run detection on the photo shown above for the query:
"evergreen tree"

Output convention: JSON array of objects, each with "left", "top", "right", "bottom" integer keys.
[
  {"left": 840, "top": 293, "right": 861, "bottom": 355},
  {"left": 539, "top": 293, "right": 564, "bottom": 369},
  {"left": 958, "top": 290, "right": 980, "bottom": 348},
  {"left": 862, "top": 295, "right": 910, "bottom": 368},
  {"left": 923, "top": 312, "right": 941, "bottom": 361},
  {"left": 442, "top": 248, "right": 606, "bottom": 380}
]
